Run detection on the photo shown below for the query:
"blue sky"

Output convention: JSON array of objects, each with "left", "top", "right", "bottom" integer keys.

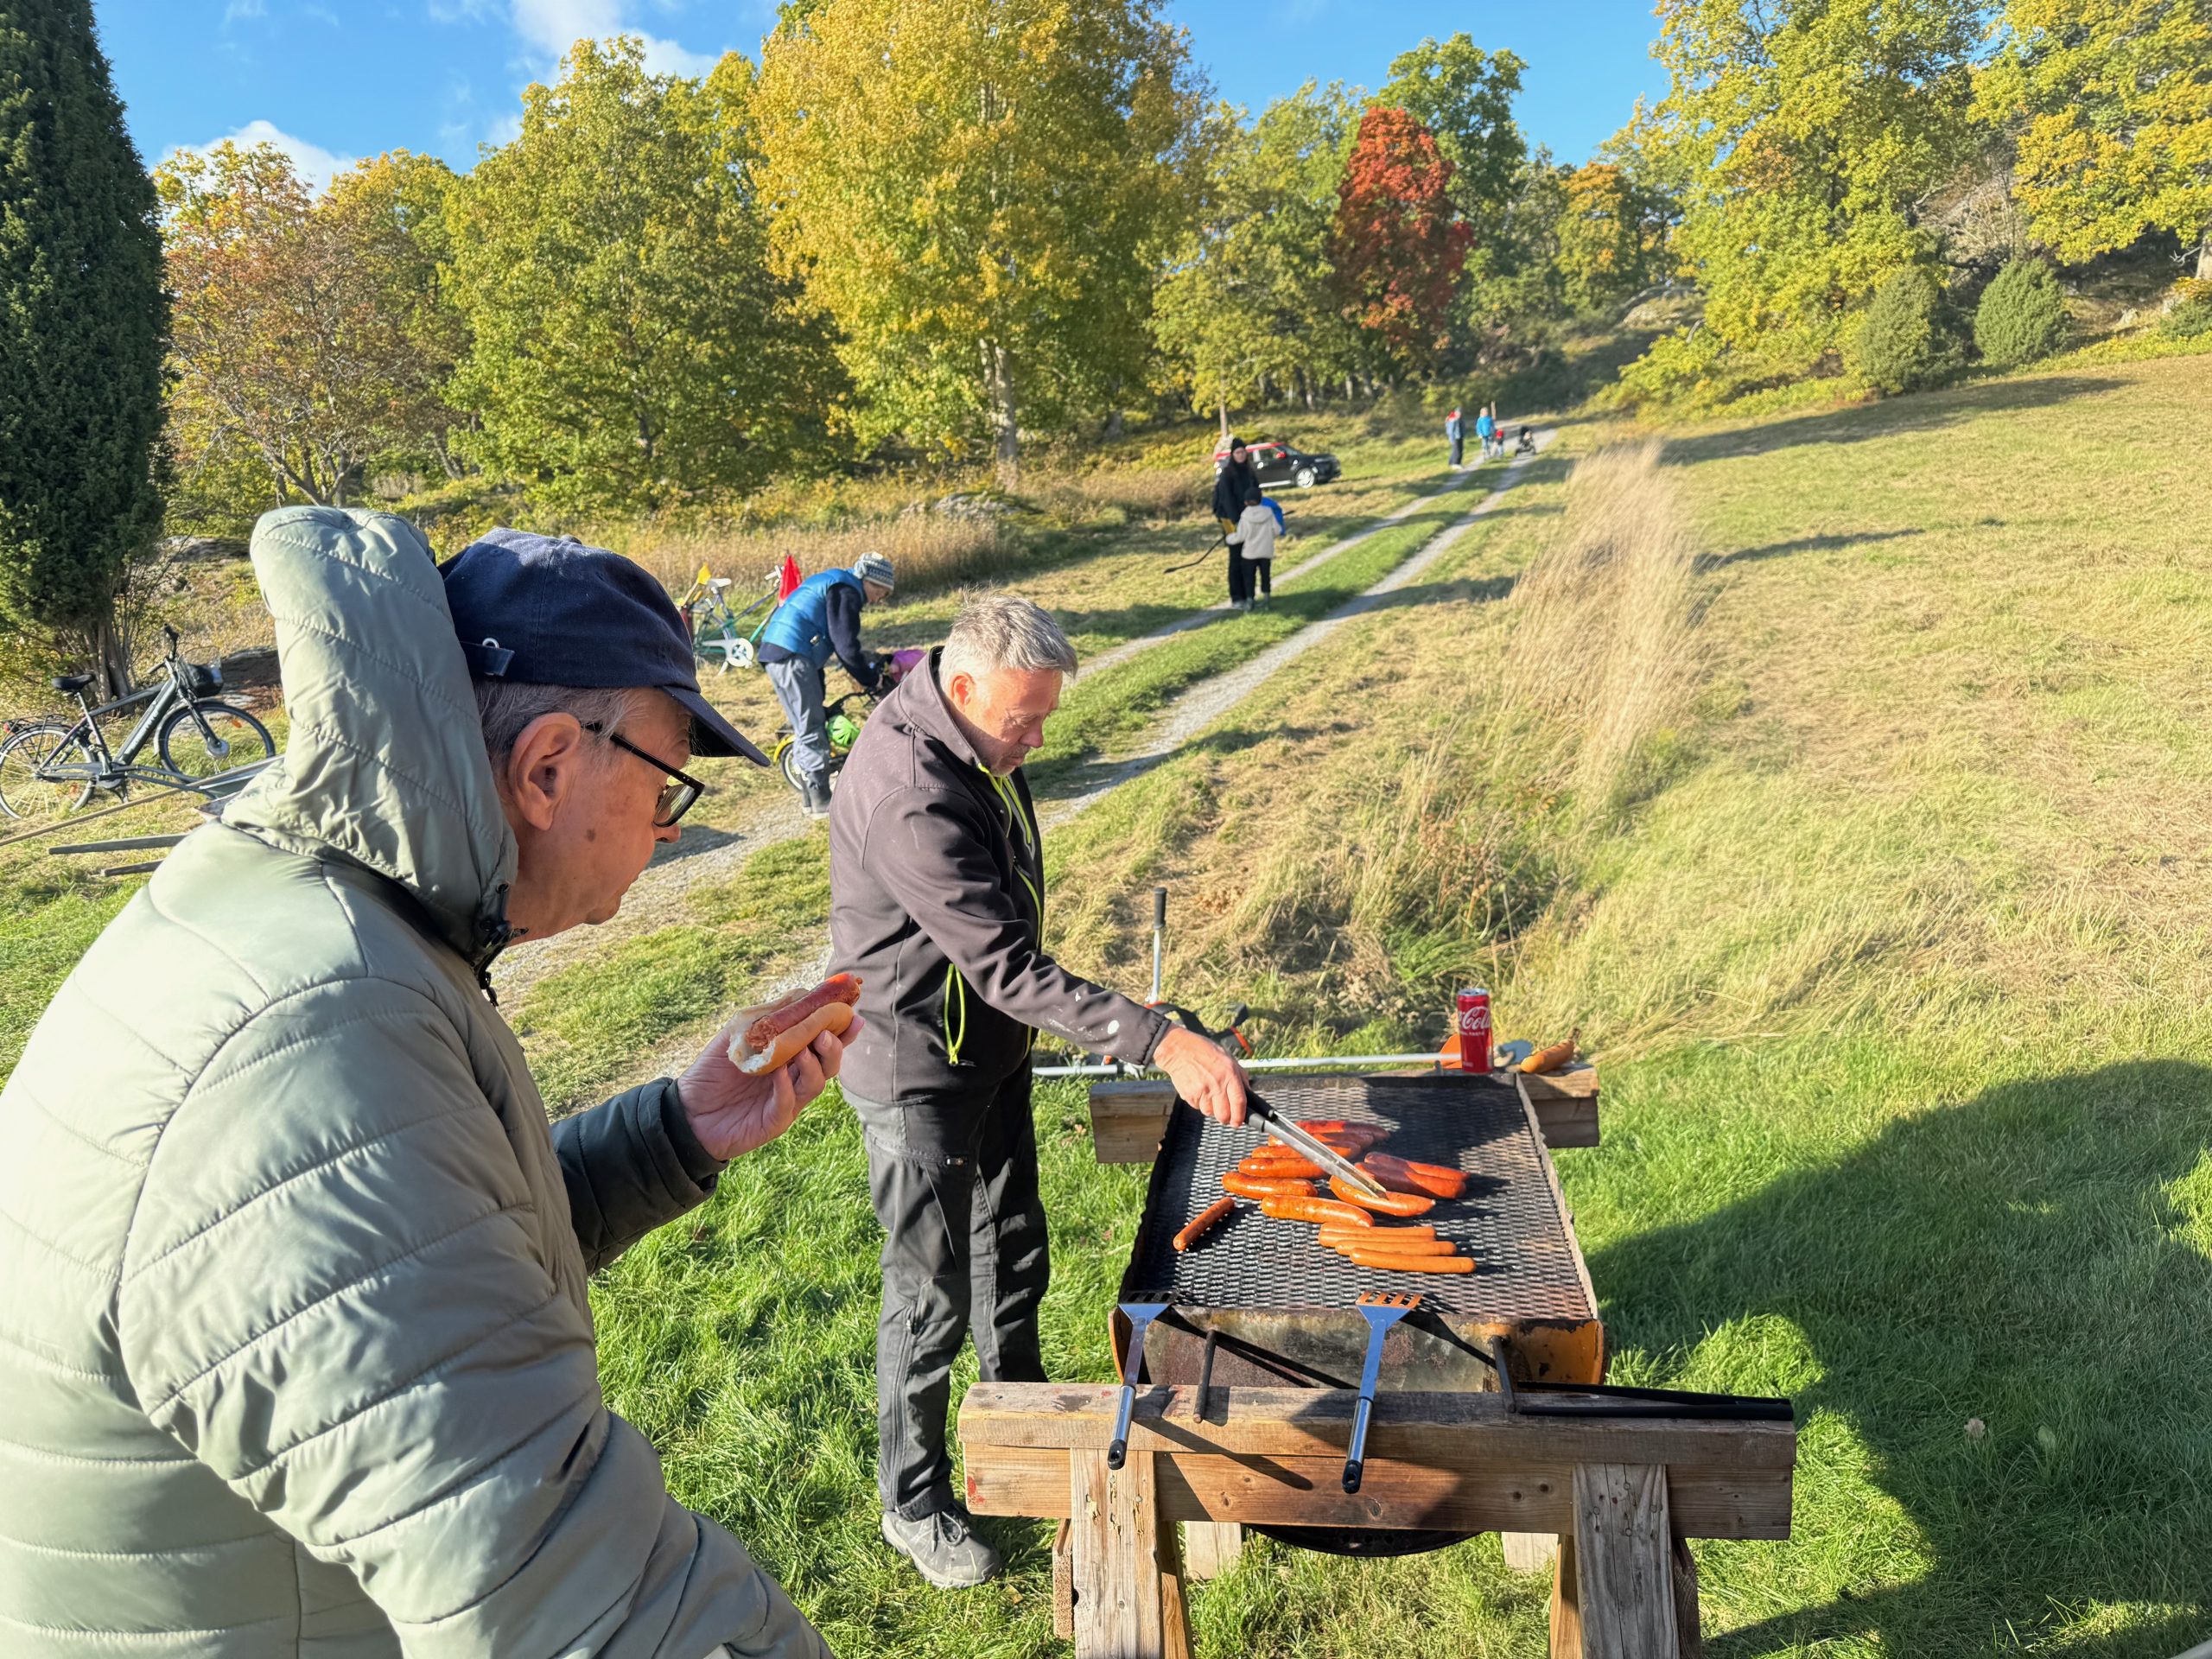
[{"left": 96, "top": 1, "right": 1671, "bottom": 189}]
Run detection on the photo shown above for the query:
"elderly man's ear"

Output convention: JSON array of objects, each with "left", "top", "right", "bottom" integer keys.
[{"left": 502, "top": 713, "right": 591, "bottom": 830}]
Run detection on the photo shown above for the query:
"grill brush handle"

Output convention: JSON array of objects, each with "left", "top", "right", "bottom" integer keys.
[
  {"left": 1106, "top": 1302, "right": 1169, "bottom": 1471},
  {"left": 1343, "top": 1396, "right": 1376, "bottom": 1494},
  {"left": 1107, "top": 1382, "right": 1139, "bottom": 1471}
]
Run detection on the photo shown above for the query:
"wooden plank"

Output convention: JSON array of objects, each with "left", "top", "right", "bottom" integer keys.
[
  {"left": 960, "top": 1384, "right": 1796, "bottom": 1471},
  {"left": 1503, "top": 1530, "right": 1560, "bottom": 1573},
  {"left": 1157, "top": 1504, "right": 1192, "bottom": 1659},
  {"left": 1672, "top": 1534, "right": 1703, "bottom": 1659},
  {"left": 1179, "top": 1521, "right": 1243, "bottom": 1580},
  {"left": 963, "top": 1441, "right": 1790, "bottom": 1541},
  {"left": 1052, "top": 1520, "right": 1075, "bottom": 1640},
  {"left": 1573, "top": 1464, "right": 1676, "bottom": 1659},
  {"left": 1085, "top": 1069, "right": 1601, "bottom": 1163},
  {"left": 1070, "top": 1449, "right": 1185, "bottom": 1659},
  {"left": 1551, "top": 1534, "right": 1584, "bottom": 1659}
]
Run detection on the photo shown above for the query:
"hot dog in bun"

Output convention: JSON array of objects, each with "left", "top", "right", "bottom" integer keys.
[{"left": 728, "top": 973, "right": 862, "bottom": 1074}]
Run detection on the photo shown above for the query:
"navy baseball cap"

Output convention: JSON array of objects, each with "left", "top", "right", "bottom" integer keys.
[{"left": 440, "top": 528, "right": 769, "bottom": 766}]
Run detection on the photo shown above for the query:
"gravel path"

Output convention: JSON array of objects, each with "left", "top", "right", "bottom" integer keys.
[{"left": 493, "top": 438, "right": 1548, "bottom": 996}]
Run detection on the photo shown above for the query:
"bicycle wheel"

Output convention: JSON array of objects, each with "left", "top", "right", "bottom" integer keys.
[
  {"left": 0, "top": 723, "right": 103, "bottom": 820},
  {"left": 156, "top": 702, "right": 276, "bottom": 783},
  {"left": 776, "top": 739, "right": 807, "bottom": 794}
]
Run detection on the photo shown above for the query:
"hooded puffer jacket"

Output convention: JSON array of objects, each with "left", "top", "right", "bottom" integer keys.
[{"left": 0, "top": 509, "right": 827, "bottom": 1659}]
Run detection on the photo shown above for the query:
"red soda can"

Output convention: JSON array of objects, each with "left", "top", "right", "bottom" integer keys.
[{"left": 1456, "top": 988, "right": 1491, "bottom": 1073}]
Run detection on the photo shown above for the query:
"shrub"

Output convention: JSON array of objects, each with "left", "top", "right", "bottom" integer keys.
[
  {"left": 1974, "top": 258, "right": 2069, "bottom": 368},
  {"left": 1850, "top": 267, "right": 1957, "bottom": 396},
  {"left": 2164, "top": 278, "right": 2212, "bottom": 340}
]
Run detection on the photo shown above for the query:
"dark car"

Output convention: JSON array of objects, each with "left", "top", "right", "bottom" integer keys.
[{"left": 1211, "top": 435, "right": 1341, "bottom": 489}]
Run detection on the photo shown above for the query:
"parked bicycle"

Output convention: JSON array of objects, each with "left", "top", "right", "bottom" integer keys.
[
  {"left": 767, "top": 648, "right": 925, "bottom": 797},
  {"left": 678, "top": 563, "right": 779, "bottom": 674},
  {"left": 0, "top": 626, "right": 276, "bottom": 821}
]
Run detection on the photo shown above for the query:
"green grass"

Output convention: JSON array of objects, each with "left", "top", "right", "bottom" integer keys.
[{"left": 14, "top": 350, "right": 2212, "bottom": 1652}]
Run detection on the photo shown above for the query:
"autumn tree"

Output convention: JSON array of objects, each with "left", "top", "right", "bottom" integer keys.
[
  {"left": 1977, "top": 0, "right": 2212, "bottom": 278},
  {"left": 1331, "top": 106, "right": 1471, "bottom": 372},
  {"left": 1554, "top": 161, "right": 1675, "bottom": 313},
  {"left": 160, "top": 143, "right": 460, "bottom": 518},
  {"left": 0, "top": 0, "right": 167, "bottom": 696},
  {"left": 1638, "top": 0, "right": 1983, "bottom": 379},
  {"left": 445, "top": 42, "right": 842, "bottom": 515},
  {"left": 754, "top": 0, "right": 1205, "bottom": 482},
  {"left": 1152, "top": 83, "right": 1362, "bottom": 428}
]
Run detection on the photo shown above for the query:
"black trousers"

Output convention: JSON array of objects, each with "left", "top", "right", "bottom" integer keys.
[
  {"left": 1450, "top": 436, "right": 1464, "bottom": 466},
  {"left": 1250, "top": 558, "right": 1272, "bottom": 597},
  {"left": 850, "top": 1071, "right": 1049, "bottom": 1518},
  {"left": 1227, "top": 552, "right": 1252, "bottom": 604}
]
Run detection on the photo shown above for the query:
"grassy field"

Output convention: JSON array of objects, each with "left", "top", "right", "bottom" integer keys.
[{"left": 6, "top": 354, "right": 2212, "bottom": 1653}]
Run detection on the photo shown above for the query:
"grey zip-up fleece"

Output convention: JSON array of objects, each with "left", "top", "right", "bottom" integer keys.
[{"left": 828, "top": 650, "right": 1170, "bottom": 1101}]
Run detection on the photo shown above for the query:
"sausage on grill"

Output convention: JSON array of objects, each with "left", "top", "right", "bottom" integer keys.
[{"left": 1173, "top": 1198, "right": 1236, "bottom": 1252}]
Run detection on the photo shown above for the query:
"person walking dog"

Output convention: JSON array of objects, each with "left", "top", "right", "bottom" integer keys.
[
  {"left": 1446, "top": 405, "right": 1465, "bottom": 467},
  {"left": 760, "top": 551, "right": 897, "bottom": 819},
  {"left": 828, "top": 597, "right": 1249, "bottom": 1589},
  {"left": 0, "top": 511, "right": 845, "bottom": 1657}
]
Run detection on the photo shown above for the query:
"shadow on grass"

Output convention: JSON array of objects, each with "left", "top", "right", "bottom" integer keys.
[
  {"left": 1660, "top": 375, "right": 2126, "bottom": 469},
  {"left": 1592, "top": 1059, "right": 2212, "bottom": 1656},
  {"left": 1698, "top": 527, "right": 1929, "bottom": 569}
]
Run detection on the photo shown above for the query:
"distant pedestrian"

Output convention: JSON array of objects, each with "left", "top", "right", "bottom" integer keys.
[
  {"left": 1213, "top": 435, "right": 1262, "bottom": 607},
  {"left": 760, "top": 551, "right": 897, "bottom": 819},
  {"left": 1475, "top": 405, "right": 1497, "bottom": 461},
  {"left": 1235, "top": 490, "right": 1278, "bottom": 609},
  {"left": 1446, "top": 405, "right": 1465, "bottom": 468}
]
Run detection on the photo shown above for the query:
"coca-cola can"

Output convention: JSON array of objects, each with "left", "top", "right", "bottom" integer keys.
[{"left": 1456, "top": 988, "right": 1491, "bottom": 1073}]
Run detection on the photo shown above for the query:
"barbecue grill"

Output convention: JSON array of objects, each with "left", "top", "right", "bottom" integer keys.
[{"left": 1113, "top": 1070, "right": 1605, "bottom": 1555}]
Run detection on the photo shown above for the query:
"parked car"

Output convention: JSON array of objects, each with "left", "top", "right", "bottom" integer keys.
[{"left": 1211, "top": 435, "right": 1341, "bottom": 489}]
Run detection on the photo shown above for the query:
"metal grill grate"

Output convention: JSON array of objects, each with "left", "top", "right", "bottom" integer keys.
[{"left": 1122, "top": 1073, "right": 1593, "bottom": 1323}]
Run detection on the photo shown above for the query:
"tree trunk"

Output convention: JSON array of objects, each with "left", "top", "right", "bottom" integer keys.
[
  {"left": 1104, "top": 408, "right": 1125, "bottom": 440},
  {"left": 92, "top": 607, "right": 132, "bottom": 701},
  {"left": 982, "top": 338, "right": 1019, "bottom": 487},
  {"left": 2197, "top": 231, "right": 2211, "bottom": 281}
]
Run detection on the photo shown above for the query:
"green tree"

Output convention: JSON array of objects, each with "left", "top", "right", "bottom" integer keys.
[
  {"left": 1973, "top": 256, "right": 2069, "bottom": 365},
  {"left": 1554, "top": 161, "right": 1676, "bottom": 313},
  {"left": 1977, "top": 0, "right": 2212, "bottom": 278},
  {"left": 446, "top": 41, "right": 842, "bottom": 515},
  {"left": 1376, "top": 34, "right": 1525, "bottom": 226},
  {"left": 1849, "top": 264, "right": 1958, "bottom": 393},
  {"left": 755, "top": 0, "right": 1205, "bottom": 482},
  {"left": 160, "top": 144, "right": 463, "bottom": 522},
  {"left": 1640, "top": 0, "right": 1984, "bottom": 380},
  {"left": 1151, "top": 83, "right": 1361, "bottom": 429},
  {"left": 0, "top": 0, "right": 167, "bottom": 696}
]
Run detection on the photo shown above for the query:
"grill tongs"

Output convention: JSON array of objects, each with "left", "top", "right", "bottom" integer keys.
[
  {"left": 1241, "top": 1090, "right": 1389, "bottom": 1201},
  {"left": 1343, "top": 1292, "right": 1421, "bottom": 1493}
]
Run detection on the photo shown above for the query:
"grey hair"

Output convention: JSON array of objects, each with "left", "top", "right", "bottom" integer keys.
[
  {"left": 473, "top": 680, "right": 644, "bottom": 768},
  {"left": 941, "top": 596, "right": 1078, "bottom": 683}
]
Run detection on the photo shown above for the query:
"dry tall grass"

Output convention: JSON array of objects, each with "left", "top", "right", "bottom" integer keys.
[
  {"left": 1216, "top": 440, "right": 1707, "bottom": 1010},
  {"left": 605, "top": 512, "right": 1013, "bottom": 602}
]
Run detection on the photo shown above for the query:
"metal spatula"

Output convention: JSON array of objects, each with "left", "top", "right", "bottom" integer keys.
[
  {"left": 1343, "top": 1292, "right": 1421, "bottom": 1493},
  {"left": 1107, "top": 1301, "right": 1169, "bottom": 1471}
]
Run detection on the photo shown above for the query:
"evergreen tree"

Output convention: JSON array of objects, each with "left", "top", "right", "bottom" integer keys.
[{"left": 0, "top": 0, "right": 167, "bottom": 695}]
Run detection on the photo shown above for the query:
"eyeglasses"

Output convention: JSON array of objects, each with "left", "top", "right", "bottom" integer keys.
[{"left": 581, "top": 721, "right": 708, "bottom": 828}]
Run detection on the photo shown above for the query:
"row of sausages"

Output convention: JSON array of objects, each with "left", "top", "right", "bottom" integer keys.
[{"left": 1171, "top": 1120, "right": 1476, "bottom": 1274}]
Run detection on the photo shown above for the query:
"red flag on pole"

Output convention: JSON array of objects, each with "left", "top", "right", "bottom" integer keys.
[{"left": 777, "top": 554, "right": 802, "bottom": 600}]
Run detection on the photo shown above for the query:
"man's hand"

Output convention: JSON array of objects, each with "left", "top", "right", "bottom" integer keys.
[
  {"left": 1154, "top": 1026, "right": 1249, "bottom": 1128},
  {"left": 677, "top": 1015, "right": 861, "bottom": 1162}
]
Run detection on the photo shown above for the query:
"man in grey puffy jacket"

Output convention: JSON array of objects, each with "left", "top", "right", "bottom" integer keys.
[
  {"left": 827, "top": 596, "right": 1248, "bottom": 1588},
  {"left": 0, "top": 511, "right": 842, "bottom": 1657}
]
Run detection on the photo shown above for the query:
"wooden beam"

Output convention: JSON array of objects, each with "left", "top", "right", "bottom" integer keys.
[
  {"left": 1573, "top": 1464, "right": 1676, "bottom": 1659},
  {"left": 961, "top": 1384, "right": 1794, "bottom": 1541},
  {"left": 1069, "top": 1449, "right": 1191, "bottom": 1659},
  {"left": 1052, "top": 1521, "right": 1075, "bottom": 1639},
  {"left": 1672, "top": 1535, "right": 1704, "bottom": 1659},
  {"left": 1551, "top": 1535, "right": 1583, "bottom": 1659},
  {"left": 1085, "top": 1067, "right": 1600, "bottom": 1165},
  {"left": 1179, "top": 1521, "right": 1243, "bottom": 1580},
  {"left": 1503, "top": 1531, "right": 1560, "bottom": 1573}
]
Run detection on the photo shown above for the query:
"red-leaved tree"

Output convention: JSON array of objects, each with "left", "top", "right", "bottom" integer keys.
[{"left": 1330, "top": 106, "right": 1471, "bottom": 368}]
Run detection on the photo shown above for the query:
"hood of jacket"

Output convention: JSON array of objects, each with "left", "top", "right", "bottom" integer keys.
[{"left": 220, "top": 506, "right": 517, "bottom": 970}]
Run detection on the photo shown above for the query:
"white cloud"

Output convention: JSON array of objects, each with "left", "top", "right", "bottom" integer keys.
[
  {"left": 173, "top": 120, "right": 359, "bottom": 194},
  {"left": 224, "top": 0, "right": 267, "bottom": 21},
  {"left": 506, "top": 0, "right": 721, "bottom": 76}
]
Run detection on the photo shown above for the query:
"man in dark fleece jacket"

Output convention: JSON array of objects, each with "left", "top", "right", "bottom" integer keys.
[{"left": 827, "top": 596, "right": 1248, "bottom": 1589}]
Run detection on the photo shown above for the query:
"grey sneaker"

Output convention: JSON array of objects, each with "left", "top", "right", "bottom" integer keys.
[
  {"left": 800, "top": 779, "right": 832, "bottom": 820},
  {"left": 880, "top": 1504, "right": 1004, "bottom": 1588}
]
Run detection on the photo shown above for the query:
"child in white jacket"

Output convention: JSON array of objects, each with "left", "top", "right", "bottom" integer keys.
[{"left": 1231, "top": 491, "right": 1279, "bottom": 609}]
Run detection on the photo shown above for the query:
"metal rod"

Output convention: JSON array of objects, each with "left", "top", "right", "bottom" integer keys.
[
  {"left": 1033, "top": 1052, "right": 1450, "bottom": 1078},
  {"left": 1149, "top": 886, "right": 1166, "bottom": 1005},
  {"left": 1195, "top": 1331, "right": 1220, "bottom": 1422},
  {"left": 48, "top": 834, "right": 187, "bottom": 855}
]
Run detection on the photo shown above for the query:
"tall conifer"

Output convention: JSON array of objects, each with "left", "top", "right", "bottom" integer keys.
[{"left": 0, "top": 0, "right": 167, "bottom": 694}]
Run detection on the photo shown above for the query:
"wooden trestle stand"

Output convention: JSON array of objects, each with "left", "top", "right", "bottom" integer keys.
[{"left": 953, "top": 1065, "right": 1798, "bottom": 1657}]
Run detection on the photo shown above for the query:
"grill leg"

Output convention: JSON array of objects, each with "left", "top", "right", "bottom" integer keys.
[
  {"left": 1070, "top": 1449, "right": 1192, "bottom": 1659},
  {"left": 1180, "top": 1521, "right": 1243, "bottom": 1580},
  {"left": 1565, "top": 1462, "right": 1680, "bottom": 1659}
]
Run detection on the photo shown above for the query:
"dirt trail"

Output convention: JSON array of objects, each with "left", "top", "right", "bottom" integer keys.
[{"left": 492, "top": 440, "right": 1548, "bottom": 998}]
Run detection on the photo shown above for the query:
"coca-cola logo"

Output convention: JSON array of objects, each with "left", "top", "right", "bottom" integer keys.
[{"left": 1458, "top": 1004, "right": 1490, "bottom": 1033}]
